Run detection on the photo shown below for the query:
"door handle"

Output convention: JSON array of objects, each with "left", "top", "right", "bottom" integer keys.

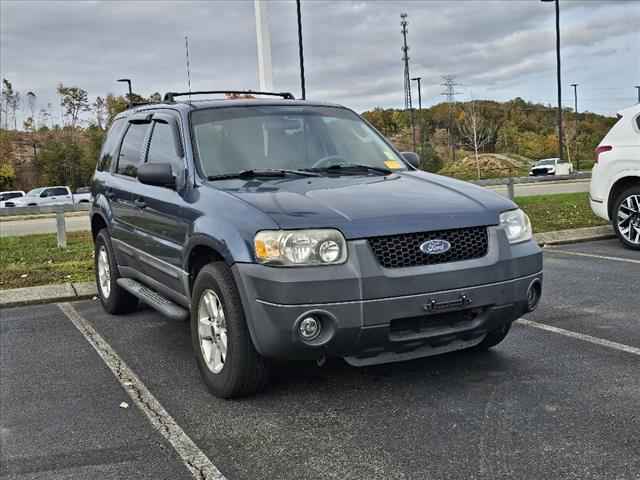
[{"left": 134, "top": 198, "right": 147, "bottom": 209}]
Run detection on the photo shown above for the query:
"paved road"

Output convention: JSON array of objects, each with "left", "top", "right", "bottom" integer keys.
[
  {"left": 2, "top": 239, "right": 639, "bottom": 479},
  {"left": 0, "top": 180, "right": 590, "bottom": 237},
  {"left": 0, "top": 214, "right": 90, "bottom": 237}
]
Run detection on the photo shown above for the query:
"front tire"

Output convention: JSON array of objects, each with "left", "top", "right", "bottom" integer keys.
[
  {"left": 612, "top": 186, "right": 640, "bottom": 250},
  {"left": 94, "top": 229, "right": 138, "bottom": 314},
  {"left": 191, "top": 262, "right": 269, "bottom": 398}
]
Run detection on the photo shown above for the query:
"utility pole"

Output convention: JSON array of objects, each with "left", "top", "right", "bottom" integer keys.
[
  {"left": 296, "top": 0, "right": 306, "bottom": 99},
  {"left": 255, "top": 0, "right": 274, "bottom": 91},
  {"left": 542, "top": 0, "right": 564, "bottom": 162},
  {"left": 441, "top": 75, "right": 461, "bottom": 162},
  {"left": 571, "top": 83, "right": 579, "bottom": 171},
  {"left": 636, "top": 86, "right": 640, "bottom": 104},
  {"left": 401, "top": 13, "right": 416, "bottom": 152},
  {"left": 411, "top": 77, "right": 422, "bottom": 110}
]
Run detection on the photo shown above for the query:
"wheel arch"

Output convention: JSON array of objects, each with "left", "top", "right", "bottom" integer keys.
[
  {"left": 608, "top": 175, "right": 640, "bottom": 219},
  {"left": 91, "top": 212, "right": 109, "bottom": 240},
  {"left": 184, "top": 235, "right": 237, "bottom": 294}
]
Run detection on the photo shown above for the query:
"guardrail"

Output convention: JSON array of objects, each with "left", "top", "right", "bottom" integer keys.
[
  {"left": 0, "top": 204, "right": 90, "bottom": 247},
  {"left": 470, "top": 172, "right": 592, "bottom": 199}
]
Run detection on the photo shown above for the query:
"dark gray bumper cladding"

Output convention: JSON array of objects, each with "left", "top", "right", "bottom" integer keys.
[{"left": 232, "top": 228, "right": 542, "bottom": 365}]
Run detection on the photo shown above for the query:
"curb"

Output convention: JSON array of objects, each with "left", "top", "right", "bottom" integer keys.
[
  {"left": 0, "top": 282, "right": 97, "bottom": 308},
  {"left": 0, "top": 226, "right": 616, "bottom": 309},
  {"left": 534, "top": 225, "right": 614, "bottom": 246}
]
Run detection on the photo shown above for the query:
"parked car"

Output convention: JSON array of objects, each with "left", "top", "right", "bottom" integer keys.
[
  {"left": 529, "top": 158, "right": 574, "bottom": 176},
  {"left": 0, "top": 190, "right": 25, "bottom": 208},
  {"left": 6, "top": 186, "right": 74, "bottom": 207},
  {"left": 74, "top": 187, "right": 92, "bottom": 204},
  {"left": 90, "top": 91, "right": 543, "bottom": 398},
  {"left": 590, "top": 104, "right": 640, "bottom": 250}
]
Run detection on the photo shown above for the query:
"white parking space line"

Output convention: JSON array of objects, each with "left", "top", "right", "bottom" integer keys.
[
  {"left": 544, "top": 248, "right": 640, "bottom": 265},
  {"left": 58, "top": 302, "right": 226, "bottom": 480},
  {"left": 517, "top": 318, "right": 640, "bottom": 357}
]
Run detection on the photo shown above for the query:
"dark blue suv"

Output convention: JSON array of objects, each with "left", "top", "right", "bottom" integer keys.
[{"left": 90, "top": 91, "right": 542, "bottom": 398}]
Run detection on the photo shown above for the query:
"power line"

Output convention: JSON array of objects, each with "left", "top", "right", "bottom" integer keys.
[{"left": 441, "top": 75, "right": 461, "bottom": 160}]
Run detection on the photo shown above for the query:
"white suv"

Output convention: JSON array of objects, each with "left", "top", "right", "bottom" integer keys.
[{"left": 590, "top": 104, "right": 640, "bottom": 249}]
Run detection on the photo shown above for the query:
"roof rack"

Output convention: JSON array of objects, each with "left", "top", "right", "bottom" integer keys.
[{"left": 163, "top": 90, "right": 295, "bottom": 102}]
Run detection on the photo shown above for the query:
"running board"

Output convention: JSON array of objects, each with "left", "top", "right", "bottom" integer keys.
[{"left": 116, "top": 278, "right": 189, "bottom": 321}]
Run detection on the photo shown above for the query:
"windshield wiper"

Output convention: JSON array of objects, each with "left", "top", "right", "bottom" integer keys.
[
  {"left": 207, "top": 168, "right": 320, "bottom": 181},
  {"left": 305, "top": 163, "right": 393, "bottom": 176}
]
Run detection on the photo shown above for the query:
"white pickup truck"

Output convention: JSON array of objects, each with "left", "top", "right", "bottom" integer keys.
[{"left": 4, "top": 186, "right": 91, "bottom": 207}]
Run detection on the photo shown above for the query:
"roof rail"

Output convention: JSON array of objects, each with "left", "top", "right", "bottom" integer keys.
[{"left": 163, "top": 90, "right": 295, "bottom": 102}]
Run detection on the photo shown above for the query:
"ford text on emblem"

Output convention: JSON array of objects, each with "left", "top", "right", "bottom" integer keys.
[{"left": 420, "top": 239, "right": 451, "bottom": 255}]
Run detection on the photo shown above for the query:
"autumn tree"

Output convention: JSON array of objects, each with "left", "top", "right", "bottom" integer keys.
[
  {"left": 26, "top": 91, "right": 37, "bottom": 130},
  {"left": 1, "top": 79, "right": 20, "bottom": 130},
  {"left": 93, "top": 96, "right": 106, "bottom": 129}
]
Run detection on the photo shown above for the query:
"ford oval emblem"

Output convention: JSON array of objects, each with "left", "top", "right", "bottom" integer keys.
[{"left": 420, "top": 239, "right": 451, "bottom": 255}]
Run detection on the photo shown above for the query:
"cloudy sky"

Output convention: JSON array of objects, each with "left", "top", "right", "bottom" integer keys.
[{"left": 1, "top": 0, "right": 638, "bottom": 126}]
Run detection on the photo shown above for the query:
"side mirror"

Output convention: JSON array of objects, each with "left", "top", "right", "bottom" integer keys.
[
  {"left": 401, "top": 152, "right": 420, "bottom": 168},
  {"left": 138, "top": 162, "right": 175, "bottom": 188}
]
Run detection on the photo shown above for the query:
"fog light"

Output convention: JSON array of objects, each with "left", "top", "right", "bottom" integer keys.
[
  {"left": 527, "top": 280, "right": 541, "bottom": 312},
  {"left": 299, "top": 316, "right": 321, "bottom": 341}
]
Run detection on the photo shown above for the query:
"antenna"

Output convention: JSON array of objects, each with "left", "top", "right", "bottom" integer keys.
[{"left": 185, "top": 36, "right": 192, "bottom": 103}]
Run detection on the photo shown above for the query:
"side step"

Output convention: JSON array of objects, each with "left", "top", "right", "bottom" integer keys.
[{"left": 117, "top": 278, "right": 189, "bottom": 321}]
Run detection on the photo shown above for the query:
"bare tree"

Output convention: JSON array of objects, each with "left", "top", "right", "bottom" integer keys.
[
  {"left": 26, "top": 91, "right": 37, "bottom": 131},
  {"left": 2, "top": 79, "right": 20, "bottom": 130},
  {"left": 457, "top": 100, "right": 496, "bottom": 179},
  {"left": 93, "top": 96, "right": 106, "bottom": 130}
]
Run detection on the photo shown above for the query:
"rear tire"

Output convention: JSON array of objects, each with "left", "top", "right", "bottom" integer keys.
[
  {"left": 191, "top": 262, "right": 269, "bottom": 398},
  {"left": 473, "top": 322, "right": 512, "bottom": 351},
  {"left": 94, "top": 229, "right": 138, "bottom": 314},
  {"left": 612, "top": 186, "right": 640, "bottom": 250}
]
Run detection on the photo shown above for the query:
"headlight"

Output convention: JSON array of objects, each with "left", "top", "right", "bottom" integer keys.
[
  {"left": 254, "top": 229, "right": 348, "bottom": 266},
  {"left": 499, "top": 209, "right": 532, "bottom": 244}
]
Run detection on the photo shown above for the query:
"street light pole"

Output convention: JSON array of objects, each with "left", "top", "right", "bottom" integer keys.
[
  {"left": 542, "top": 0, "right": 564, "bottom": 162},
  {"left": 117, "top": 78, "right": 133, "bottom": 107},
  {"left": 636, "top": 86, "right": 640, "bottom": 104},
  {"left": 296, "top": 0, "right": 306, "bottom": 100},
  {"left": 571, "top": 83, "right": 579, "bottom": 171}
]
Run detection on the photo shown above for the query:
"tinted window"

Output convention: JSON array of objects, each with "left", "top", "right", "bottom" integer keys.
[
  {"left": 97, "top": 119, "right": 126, "bottom": 172},
  {"left": 46, "top": 187, "right": 69, "bottom": 196},
  {"left": 117, "top": 123, "right": 149, "bottom": 177},
  {"left": 147, "top": 121, "right": 183, "bottom": 174},
  {"left": 0, "top": 192, "right": 22, "bottom": 201}
]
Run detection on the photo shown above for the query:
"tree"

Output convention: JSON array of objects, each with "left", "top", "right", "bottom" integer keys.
[
  {"left": 149, "top": 92, "right": 162, "bottom": 103},
  {"left": 1, "top": 79, "right": 20, "bottom": 130},
  {"left": 0, "top": 162, "right": 16, "bottom": 190},
  {"left": 93, "top": 96, "right": 106, "bottom": 130},
  {"left": 105, "top": 94, "right": 129, "bottom": 125},
  {"left": 457, "top": 100, "right": 496, "bottom": 179},
  {"left": 57, "top": 84, "right": 90, "bottom": 128},
  {"left": 26, "top": 91, "right": 37, "bottom": 130}
]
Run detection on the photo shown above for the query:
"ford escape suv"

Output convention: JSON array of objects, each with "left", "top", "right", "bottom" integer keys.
[{"left": 90, "top": 90, "right": 543, "bottom": 398}]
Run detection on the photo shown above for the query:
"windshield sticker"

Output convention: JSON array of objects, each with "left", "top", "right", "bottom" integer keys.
[{"left": 384, "top": 160, "right": 402, "bottom": 169}]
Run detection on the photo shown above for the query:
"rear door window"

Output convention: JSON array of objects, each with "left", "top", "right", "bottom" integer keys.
[{"left": 117, "top": 123, "right": 150, "bottom": 177}]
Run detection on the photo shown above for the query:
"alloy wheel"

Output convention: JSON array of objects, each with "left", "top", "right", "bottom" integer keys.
[
  {"left": 197, "top": 289, "right": 228, "bottom": 374},
  {"left": 97, "top": 245, "right": 111, "bottom": 298},
  {"left": 617, "top": 194, "right": 640, "bottom": 245}
]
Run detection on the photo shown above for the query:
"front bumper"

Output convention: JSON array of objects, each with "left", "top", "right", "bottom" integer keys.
[{"left": 232, "top": 227, "right": 543, "bottom": 365}]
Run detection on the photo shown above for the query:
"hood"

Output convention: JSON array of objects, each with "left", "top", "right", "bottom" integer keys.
[{"left": 214, "top": 171, "right": 515, "bottom": 239}]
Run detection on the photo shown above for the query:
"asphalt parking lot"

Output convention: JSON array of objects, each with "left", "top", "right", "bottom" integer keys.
[{"left": 1, "top": 238, "right": 639, "bottom": 480}]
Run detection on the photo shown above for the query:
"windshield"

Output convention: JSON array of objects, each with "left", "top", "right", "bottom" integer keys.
[
  {"left": 536, "top": 159, "right": 557, "bottom": 166},
  {"left": 191, "top": 106, "right": 407, "bottom": 177},
  {"left": 26, "top": 188, "right": 45, "bottom": 197}
]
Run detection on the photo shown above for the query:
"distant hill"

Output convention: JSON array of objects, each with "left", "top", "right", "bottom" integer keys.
[{"left": 362, "top": 97, "right": 617, "bottom": 178}]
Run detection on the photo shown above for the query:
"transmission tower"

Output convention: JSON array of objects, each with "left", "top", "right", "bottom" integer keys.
[
  {"left": 401, "top": 13, "right": 416, "bottom": 151},
  {"left": 441, "top": 75, "right": 461, "bottom": 161}
]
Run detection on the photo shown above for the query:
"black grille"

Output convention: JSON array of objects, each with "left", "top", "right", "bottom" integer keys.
[{"left": 368, "top": 226, "right": 488, "bottom": 268}]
